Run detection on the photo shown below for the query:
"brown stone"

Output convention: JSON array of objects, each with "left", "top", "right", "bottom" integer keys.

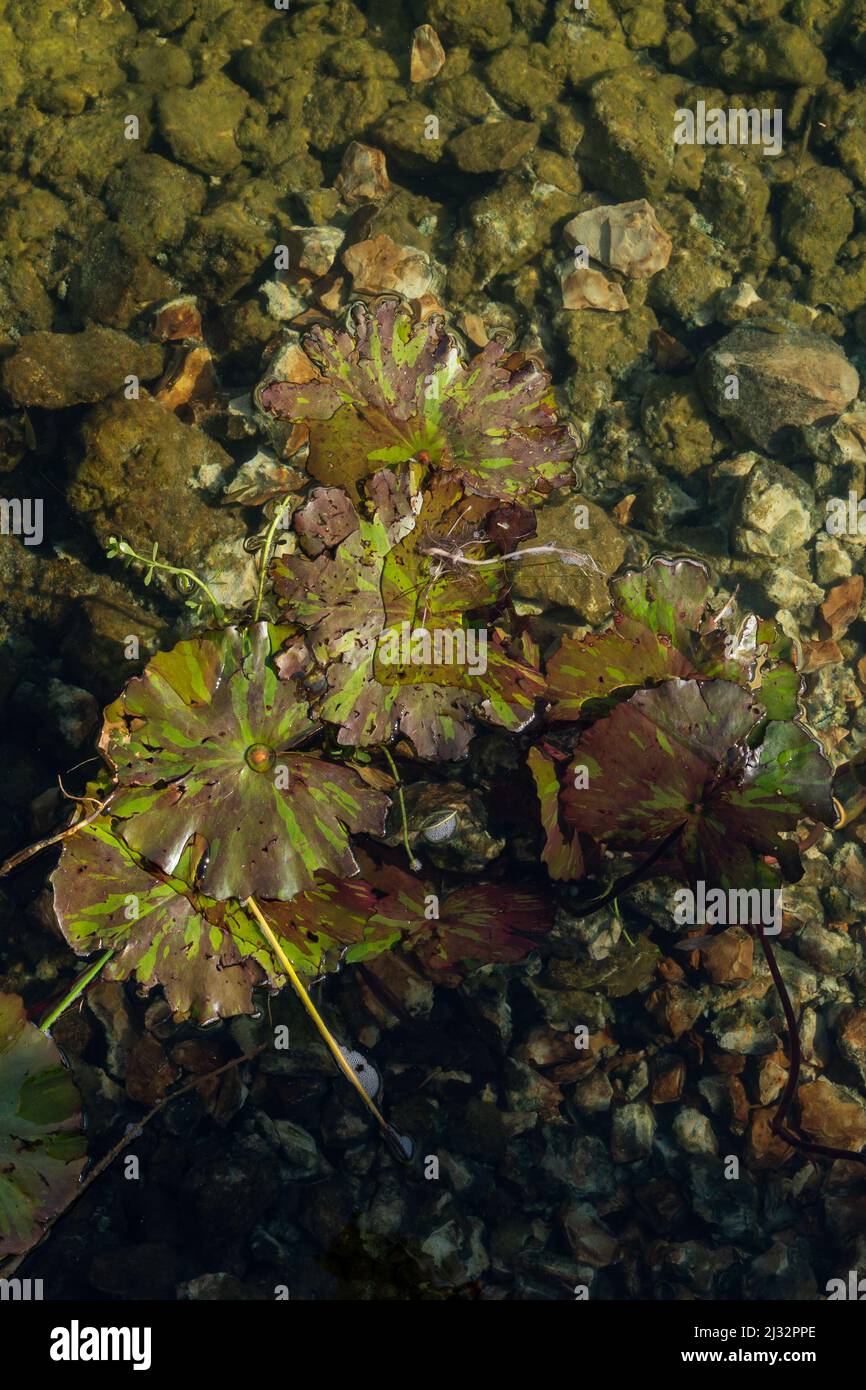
[
  {"left": 336, "top": 141, "right": 391, "bottom": 205},
  {"left": 798, "top": 1076, "right": 866, "bottom": 1152},
  {"left": 343, "top": 233, "right": 435, "bottom": 298},
  {"left": 701, "top": 927, "right": 754, "bottom": 984}
]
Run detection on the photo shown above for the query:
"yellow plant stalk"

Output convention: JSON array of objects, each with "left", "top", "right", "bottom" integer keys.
[{"left": 243, "top": 895, "right": 398, "bottom": 1143}]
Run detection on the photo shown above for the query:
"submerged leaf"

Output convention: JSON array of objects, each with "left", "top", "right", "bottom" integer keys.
[
  {"left": 528, "top": 746, "right": 584, "bottom": 881},
  {"left": 561, "top": 678, "right": 835, "bottom": 889},
  {"left": 548, "top": 557, "right": 801, "bottom": 721},
  {"left": 367, "top": 864, "right": 554, "bottom": 973},
  {"left": 273, "top": 468, "right": 545, "bottom": 758},
  {"left": 0, "top": 993, "right": 86, "bottom": 1257},
  {"left": 51, "top": 820, "right": 394, "bottom": 1022},
  {"left": 258, "top": 298, "right": 577, "bottom": 500},
  {"left": 99, "top": 623, "right": 389, "bottom": 900}
]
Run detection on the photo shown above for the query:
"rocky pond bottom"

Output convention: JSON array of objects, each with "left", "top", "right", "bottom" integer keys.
[{"left": 1, "top": 0, "right": 866, "bottom": 1305}]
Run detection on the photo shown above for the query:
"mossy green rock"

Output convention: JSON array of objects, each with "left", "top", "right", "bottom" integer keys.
[
  {"left": 373, "top": 101, "right": 453, "bottom": 167},
  {"left": 70, "top": 396, "right": 251, "bottom": 602},
  {"left": 641, "top": 376, "right": 718, "bottom": 477},
  {"left": 579, "top": 71, "right": 676, "bottom": 200},
  {"left": 448, "top": 119, "right": 540, "bottom": 173},
  {"left": 28, "top": 102, "right": 153, "bottom": 197},
  {"left": 104, "top": 154, "right": 207, "bottom": 256},
  {"left": 447, "top": 166, "right": 580, "bottom": 298},
  {"left": 544, "top": 21, "right": 634, "bottom": 89},
  {"left": 67, "top": 224, "right": 178, "bottom": 330},
  {"left": 699, "top": 151, "right": 771, "bottom": 250},
  {"left": 485, "top": 46, "right": 563, "bottom": 118},
  {"left": 716, "top": 20, "right": 827, "bottom": 86},
  {"left": 512, "top": 493, "right": 628, "bottom": 622},
  {"left": 306, "top": 77, "right": 395, "bottom": 151},
  {"left": 647, "top": 214, "right": 731, "bottom": 327},
  {"left": 557, "top": 303, "right": 658, "bottom": 421},
  {"left": 2, "top": 327, "right": 163, "bottom": 409},
  {"left": 426, "top": 0, "right": 512, "bottom": 52},
  {"left": 781, "top": 165, "right": 854, "bottom": 273},
  {"left": 158, "top": 75, "right": 248, "bottom": 176}
]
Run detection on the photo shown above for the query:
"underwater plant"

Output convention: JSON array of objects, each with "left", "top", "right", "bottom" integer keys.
[
  {"left": 0, "top": 301, "right": 859, "bottom": 1273},
  {"left": 257, "top": 297, "right": 578, "bottom": 499},
  {"left": 0, "top": 992, "right": 86, "bottom": 1257}
]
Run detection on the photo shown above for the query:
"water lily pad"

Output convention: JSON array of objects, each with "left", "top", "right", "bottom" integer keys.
[
  {"left": 51, "top": 819, "right": 395, "bottom": 1022},
  {"left": 0, "top": 992, "right": 86, "bottom": 1258},
  {"left": 258, "top": 298, "right": 576, "bottom": 500},
  {"left": 548, "top": 557, "right": 800, "bottom": 721},
  {"left": 273, "top": 468, "right": 545, "bottom": 759},
  {"left": 527, "top": 746, "right": 584, "bottom": 880},
  {"left": 561, "top": 679, "right": 834, "bottom": 889},
  {"left": 99, "top": 623, "right": 389, "bottom": 900},
  {"left": 367, "top": 864, "right": 553, "bottom": 972}
]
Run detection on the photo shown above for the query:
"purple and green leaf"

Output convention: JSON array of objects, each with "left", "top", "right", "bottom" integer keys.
[
  {"left": 258, "top": 299, "right": 577, "bottom": 500},
  {"left": 0, "top": 992, "right": 86, "bottom": 1257},
  {"left": 99, "top": 623, "right": 389, "bottom": 901}
]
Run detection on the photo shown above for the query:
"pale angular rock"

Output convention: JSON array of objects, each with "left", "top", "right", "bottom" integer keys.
[
  {"left": 287, "top": 226, "right": 345, "bottom": 278},
  {"left": 560, "top": 265, "right": 628, "bottom": 312},
  {"left": 335, "top": 141, "right": 391, "bottom": 205},
  {"left": 564, "top": 199, "right": 672, "bottom": 278},
  {"left": 410, "top": 24, "right": 446, "bottom": 82},
  {"left": 343, "top": 233, "right": 435, "bottom": 298}
]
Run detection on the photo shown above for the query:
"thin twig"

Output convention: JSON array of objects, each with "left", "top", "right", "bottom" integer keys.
[
  {"left": 0, "top": 794, "right": 112, "bottom": 879},
  {"left": 757, "top": 926, "right": 866, "bottom": 1168}
]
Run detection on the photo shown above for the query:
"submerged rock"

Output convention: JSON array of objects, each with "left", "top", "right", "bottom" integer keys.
[
  {"left": 2, "top": 327, "right": 163, "bottom": 409},
  {"left": 448, "top": 119, "right": 540, "bottom": 173},
  {"left": 564, "top": 200, "right": 672, "bottom": 278},
  {"left": 335, "top": 141, "right": 392, "bottom": 204},
  {"left": 512, "top": 493, "right": 627, "bottom": 622},
  {"left": 559, "top": 265, "right": 628, "bottom": 313},
  {"left": 730, "top": 458, "right": 817, "bottom": 558},
  {"left": 157, "top": 74, "right": 248, "bottom": 177},
  {"left": 343, "top": 233, "right": 436, "bottom": 299},
  {"left": 69, "top": 395, "right": 255, "bottom": 611},
  {"left": 698, "top": 325, "right": 859, "bottom": 457},
  {"left": 410, "top": 25, "right": 446, "bottom": 83}
]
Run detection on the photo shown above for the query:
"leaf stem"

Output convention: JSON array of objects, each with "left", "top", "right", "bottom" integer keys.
[
  {"left": 253, "top": 496, "right": 294, "bottom": 623},
  {"left": 244, "top": 895, "right": 409, "bottom": 1157},
  {"left": 382, "top": 748, "right": 420, "bottom": 871},
  {"left": 38, "top": 949, "right": 114, "bottom": 1033},
  {"left": 107, "top": 537, "right": 227, "bottom": 626}
]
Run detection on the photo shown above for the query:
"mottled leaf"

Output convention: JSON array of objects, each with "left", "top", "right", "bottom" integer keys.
[
  {"left": 273, "top": 469, "right": 545, "bottom": 758},
  {"left": 0, "top": 992, "right": 86, "bottom": 1257},
  {"left": 548, "top": 557, "right": 801, "bottom": 721},
  {"left": 368, "top": 864, "right": 554, "bottom": 972},
  {"left": 51, "top": 820, "right": 393, "bottom": 1022},
  {"left": 528, "top": 746, "right": 584, "bottom": 880},
  {"left": 258, "top": 298, "right": 576, "bottom": 500},
  {"left": 561, "top": 679, "right": 834, "bottom": 889},
  {"left": 99, "top": 623, "right": 389, "bottom": 900}
]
